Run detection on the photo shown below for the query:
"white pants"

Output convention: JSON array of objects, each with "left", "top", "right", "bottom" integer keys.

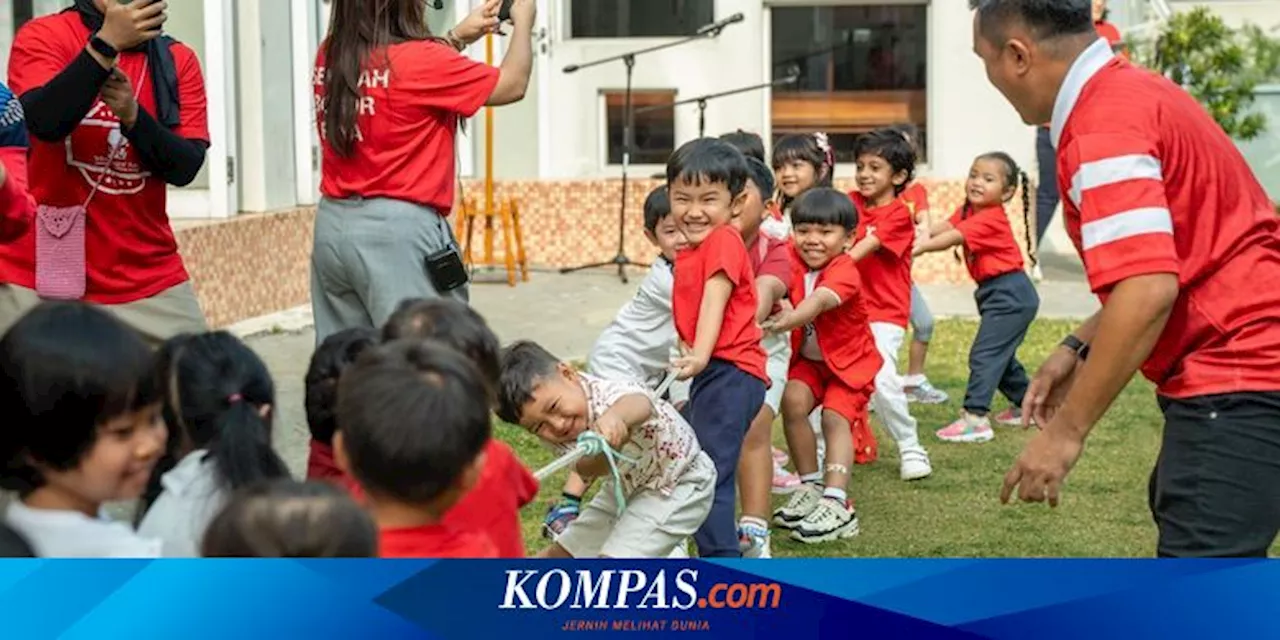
[{"left": 869, "top": 322, "right": 922, "bottom": 453}]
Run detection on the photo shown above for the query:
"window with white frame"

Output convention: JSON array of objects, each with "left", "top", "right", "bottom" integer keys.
[{"left": 571, "top": 0, "right": 715, "bottom": 38}]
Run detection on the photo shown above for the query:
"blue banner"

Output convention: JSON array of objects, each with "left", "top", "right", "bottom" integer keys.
[{"left": 0, "top": 559, "right": 1274, "bottom": 638}]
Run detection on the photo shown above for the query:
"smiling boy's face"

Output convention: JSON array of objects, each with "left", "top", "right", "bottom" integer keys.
[
  {"left": 730, "top": 178, "right": 772, "bottom": 244},
  {"left": 516, "top": 364, "right": 591, "bottom": 445},
  {"left": 645, "top": 215, "right": 687, "bottom": 262},
  {"left": 669, "top": 176, "right": 745, "bottom": 246}
]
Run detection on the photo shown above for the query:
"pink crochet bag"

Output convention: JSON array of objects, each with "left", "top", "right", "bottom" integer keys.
[{"left": 35, "top": 60, "right": 145, "bottom": 300}]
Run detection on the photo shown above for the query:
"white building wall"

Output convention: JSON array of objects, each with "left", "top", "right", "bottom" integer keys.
[
  {"left": 535, "top": 0, "right": 1035, "bottom": 180},
  {"left": 924, "top": 1, "right": 1035, "bottom": 179},
  {"left": 540, "top": 0, "right": 767, "bottom": 178}
]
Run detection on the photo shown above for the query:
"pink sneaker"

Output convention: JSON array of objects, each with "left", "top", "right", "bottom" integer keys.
[
  {"left": 772, "top": 447, "right": 790, "bottom": 466},
  {"left": 993, "top": 407, "right": 1031, "bottom": 427},
  {"left": 936, "top": 412, "right": 994, "bottom": 444},
  {"left": 772, "top": 462, "right": 801, "bottom": 494}
]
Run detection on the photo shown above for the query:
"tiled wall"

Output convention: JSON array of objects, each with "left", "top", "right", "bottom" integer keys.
[{"left": 176, "top": 179, "right": 1033, "bottom": 327}]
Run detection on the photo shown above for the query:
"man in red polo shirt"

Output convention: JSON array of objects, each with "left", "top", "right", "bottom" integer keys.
[{"left": 973, "top": 0, "right": 1280, "bottom": 557}]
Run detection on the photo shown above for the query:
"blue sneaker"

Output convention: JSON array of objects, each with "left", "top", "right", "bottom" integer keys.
[{"left": 542, "top": 499, "right": 580, "bottom": 540}]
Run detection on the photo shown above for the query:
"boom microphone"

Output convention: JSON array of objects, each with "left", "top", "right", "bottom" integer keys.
[{"left": 697, "top": 12, "right": 745, "bottom": 36}]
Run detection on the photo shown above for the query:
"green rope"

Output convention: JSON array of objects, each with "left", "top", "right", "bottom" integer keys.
[{"left": 576, "top": 431, "right": 637, "bottom": 517}]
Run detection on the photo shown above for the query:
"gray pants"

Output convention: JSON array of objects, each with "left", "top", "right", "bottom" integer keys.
[
  {"left": 964, "top": 271, "right": 1039, "bottom": 415},
  {"left": 909, "top": 283, "right": 934, "bottom": 343},
  {"left": 311, "top": 196, "right": 468, "bottom": 346}
]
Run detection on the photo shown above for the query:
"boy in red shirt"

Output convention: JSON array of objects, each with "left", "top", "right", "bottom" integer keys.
[
  {"left": 382, "top": 298, "right": 539, "bottom": 559},
  {"left": 847, "top": 128, "right": 932, "bottom": 481},
  {"left": 766, "top": 188, "right": 882, "bottom": 543},
  {"left": 730, "top": 156, "right": 796, "bottom": 558},
  {"left": 667, "top": 138, "right": 768, "bottom": 558},
  {"left": 0, "top": 83, "right": 33, "bottom": 244},
  {"left": 304, "top": 327, "right": 378, "bottom": 495},
  {"left": 334, "top": 339, "right": 499, "bottom": 559}
]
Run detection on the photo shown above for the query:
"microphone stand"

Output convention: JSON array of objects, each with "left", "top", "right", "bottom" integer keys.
[
  {"left": 559, "top": 19, "right": 740, "bottom": 284},
  {"left": 633, "top": 74, "right": 800, "bottom": 139}
]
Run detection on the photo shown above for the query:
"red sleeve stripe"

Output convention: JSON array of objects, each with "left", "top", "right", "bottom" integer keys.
[
  {"left": 1081, "top": 206, "right": 1173, "bottom": 251},
  {"left": 1068, "top": 154, "right": 1163, "bottom": 207}
]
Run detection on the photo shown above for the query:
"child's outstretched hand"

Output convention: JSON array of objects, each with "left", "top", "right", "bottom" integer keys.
[
  {"left": 671, "top": 353, "right": 708, "bottom": 381},
  {"left": 594, "top": 413, "right": 630, "bottom": 449},
  {"left": 763, "top": 306, "right": 800, "bottom": 335}
]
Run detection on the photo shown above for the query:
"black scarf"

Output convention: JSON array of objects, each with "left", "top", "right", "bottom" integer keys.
[{"left": 73, "top": 0, "right": 181, "bottom": 129}]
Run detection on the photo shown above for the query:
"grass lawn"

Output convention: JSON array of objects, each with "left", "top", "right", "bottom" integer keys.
[{"left": 498, "top": 318, "right": 1277, "bottom": 558}]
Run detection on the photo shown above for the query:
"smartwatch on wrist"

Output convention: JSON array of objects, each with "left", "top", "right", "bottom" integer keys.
[
  {"left": 1060, "top": 335, "right": 1091, "bottom": 361},
  {"left": 89, "top": 35, "right": 119, "bottom": 59}
]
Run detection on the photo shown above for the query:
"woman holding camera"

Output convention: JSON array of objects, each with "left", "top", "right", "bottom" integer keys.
[
  {"left": 1, "top": 0, "right": 210, "bottom": 342},
  {"left": 311, "top": 0, "right": 535, "bottom": 344}
]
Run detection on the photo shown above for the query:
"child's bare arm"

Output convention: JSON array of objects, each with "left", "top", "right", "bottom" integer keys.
[
  {"left": 575, "top": 392, "right": 654, "bottom": 478},
  {"left": 914, "top": 229, "right": 964, "bottom": 257},
  {"left": 763, "top": 287, "right": 840, "bottom": 334},
  {"left": 848, "top": 235, "right": 881, "bottom": 261},
  {"left": 753, "top": 275, "right": 788, "bottom": 325},
  {"left": 926, "top": 219, "right": 954, "bottom": 237},
  {"left": 672, "top": 272, "right": 732, "bottom": 380}
]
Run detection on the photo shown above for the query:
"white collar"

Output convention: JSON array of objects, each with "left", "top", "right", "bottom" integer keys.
[{"left": 1050, "top": 37, "right": 1114, "bottom": 149}]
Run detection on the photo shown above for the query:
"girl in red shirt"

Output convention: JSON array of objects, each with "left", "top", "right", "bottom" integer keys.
[
  {"left": 765, "top": 132, "right": 835, "bottom": 240},
  {"left": 913, "top": 152, "right": 1040, "bottom": 444},
  {"left": 312, "top": 0, "right": 535, "bottom": 345}
]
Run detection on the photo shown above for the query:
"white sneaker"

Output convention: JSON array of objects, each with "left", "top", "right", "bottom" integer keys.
[
  {"left": 738, "top": 524, "right": 772, "bottom": 559},
  {"left": 900, "top": 447, "right": 933, "bottom": 481},
  {"left": 772, "top": 483, "right": 822, "bottom": 530},
  {"left": 789, "top": 497, "right": 860, "bottom": 543}
]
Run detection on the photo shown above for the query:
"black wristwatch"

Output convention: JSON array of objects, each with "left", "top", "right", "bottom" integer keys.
[
  {"left": 89, "top": 35, "right": 119, "bottom": 60},
  {"left": 1060, "top": 335, "right": 1091, "bottom": 361}
]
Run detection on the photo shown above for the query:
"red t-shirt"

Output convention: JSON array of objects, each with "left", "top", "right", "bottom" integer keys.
[
  {"left": 0, "top": 148, "right": 33, "bottom": 245},
  {"left": 379, "top": 522, "right": 499, "bottom": 559},
  {"left": 747, "top": 233, "right": 792, "bottom": 315},
  {"left": 948, "top": 204, "right": 1025, "bottom": 283},
  {"left": 341, "top": 439, "right": 535, "bottom": 557},
  {"left": 787, "top": 248, "right": 882, "bottom": 390},
  {"left": 901, "top": 182, "right": 930, "bottom": 223},
  {"left": 314, "top": 40, "right": 499, "bottom": 214},
  {"left": 443, "top": 439, "right": 538, "bottom": 558},
  {"left": 850, "top": 194, "right": 915, "bottom": 327},
  {"left": 673, "top": 225, "right": 768, "bottom": 382},
  {"left": 6, "top": 13, "right": 209, "bottom": 303},
  {"left": 1055, "top": 43, "right": 1280, "bottom": 398}
]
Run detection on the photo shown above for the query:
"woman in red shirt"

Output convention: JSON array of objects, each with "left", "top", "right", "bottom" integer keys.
[
  {"left": 311, "top": 0, "right": 535, "bottom": 346},
  {"left": 2, "top": 0, "right": 211, "bottom": 343}
]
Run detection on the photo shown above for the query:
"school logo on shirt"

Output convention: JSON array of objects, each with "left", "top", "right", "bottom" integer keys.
[{"left": 65, "top": 102, "right": 150, "bottom": 196}]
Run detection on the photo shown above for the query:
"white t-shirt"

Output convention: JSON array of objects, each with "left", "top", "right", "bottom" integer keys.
[
  {"left": 587, "top": 259, "right": 680, "bottom": 393},
  {"left": 136, "top": 449, "right": 229, "bottom": 558},
  {"left": 5, "top": 500, "right": 162, "bottom": 558},
  {"left": 800, "top": 271, "right": 824, "bottom": 361},
  {"left": 548, "top": 374, "right": 700, "bottom": 498}
]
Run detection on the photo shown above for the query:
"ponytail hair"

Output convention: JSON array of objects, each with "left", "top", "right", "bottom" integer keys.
[{"left": 140, "top": 332, "right": 288, "bottom": 522}]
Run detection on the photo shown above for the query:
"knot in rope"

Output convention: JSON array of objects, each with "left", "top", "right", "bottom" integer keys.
[{"left": 576, "top": 431, "right": 637, "bottom": 517}]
